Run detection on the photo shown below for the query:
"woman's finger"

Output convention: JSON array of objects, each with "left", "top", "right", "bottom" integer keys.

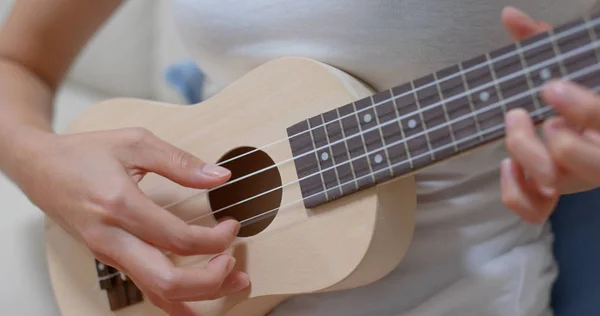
[
  {"left": 543, "top": 118, "right": 600, "bottom": 185},
  {"left": 501, "top": 6, "right": 553, "bottom": 40},
  {"left": 542, "top": 80, "right": 600, "bottom": 132},
  {"left": 116, "top": 127, "right": 231, "bottom": 189},
  {"left": 500, "top": 158, "right": 556, "bottom": 223},
  {"left": 504, "top": 109, "right": 558, "bottom": 196},
  {"left": 97, "top": 229, "right": 249, "bottom": 304},
  {"left": 111, "top": 182, "right": 240, "bottom": 256}
]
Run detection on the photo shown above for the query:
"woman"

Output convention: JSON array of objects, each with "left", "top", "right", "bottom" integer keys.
[{"left": 0, "top": 1, "right": 598, "bottom": 315}]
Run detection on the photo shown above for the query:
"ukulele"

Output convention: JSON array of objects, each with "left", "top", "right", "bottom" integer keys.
[{"left": 44, "top": 12, "right": 600, "bottom": 316}]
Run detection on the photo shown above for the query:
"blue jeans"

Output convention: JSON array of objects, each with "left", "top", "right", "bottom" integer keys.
[{"left": 551, "top": 188, "right": 600, "bottom": 316}]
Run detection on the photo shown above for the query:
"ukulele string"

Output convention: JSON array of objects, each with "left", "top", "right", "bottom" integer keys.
[
  {"left": 97, "top": 82, "right": 600, "bottom": 285},
  {"left": 142, "top": 15, "right": 599, "bottom": 197},
  {"left": 240, "top": 81, "right": 600, "bottom": 228},
  {"left": 160, "top": 36, "right": 600, "bottom": 214},
  {"left": 90, "top": 18, "right": 600, "bottom": 285},
  {"left": 187, "top": 60, "right": 600, "bottom": 226},
  {"left": 94, "top": 93, "right": 571, "bottom": 285},
  {"left": 95, "top": 101, "right": 558, "bottom": 285},
  {"left": 239, "top": 104, "right": 562, "bottom": 227},
  {"left": 91, "top": 19, "right": 600, "bottom": 280}
]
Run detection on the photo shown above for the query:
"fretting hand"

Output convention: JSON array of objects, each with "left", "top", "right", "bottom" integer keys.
[
  {"left": 501, "top": 7, "right": 600, "bottom": 223},
  {"left": 13, "top": 128, "right": 250, "bottom": 315}
]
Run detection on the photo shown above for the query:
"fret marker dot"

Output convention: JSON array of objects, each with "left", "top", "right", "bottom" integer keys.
[
  {"left": 540, "top": 68, "right": 551, "bottom": 80},
  {"left": 479, "top": 91, "right": 490, "bottom": 102},
  {"left": 408, "top": 119, "right": 417, "bottom": 129},
  {"left": 97, "top": 263, "right": 105, "bottom": 271},
  {"left": 321, "top": 152, "right": 329, "bottom": 161},
  {"left": 363, "top": 113, "right": 372, "bottom": 123},
  {"left": 374, "top": 154, "right": 383, "bottom": 164}
]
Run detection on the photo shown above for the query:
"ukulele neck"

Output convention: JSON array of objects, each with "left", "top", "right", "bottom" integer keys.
[{"left": 287, "top": 13, "right": 600, "bottom": 209}]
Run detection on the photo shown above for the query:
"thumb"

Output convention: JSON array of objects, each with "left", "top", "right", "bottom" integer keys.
[
  {"left": 501, "top": 6, "right": 553, "bottom": 41},
  {"left": 123, "top": 129, "right": 231, "bottom": 188}
]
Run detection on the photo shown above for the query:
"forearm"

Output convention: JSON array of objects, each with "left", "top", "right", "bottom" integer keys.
[
  {"left": 0, "top": 0, "right": 123, "bottom": 179},
  {"left": 0, "top": 57, "right": 55, "bottom": 179}
]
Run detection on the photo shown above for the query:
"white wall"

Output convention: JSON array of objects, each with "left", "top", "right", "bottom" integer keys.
[
  {"left": 68, "top": 0, "right": 158, "bottom": 99},
  {"left": 0, "top": 0, "right": 191, "bottom": 103}
]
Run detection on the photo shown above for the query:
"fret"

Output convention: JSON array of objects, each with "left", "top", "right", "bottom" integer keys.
[
  {"left": 521, "top": 31, "right": 563, "bottom": 118},
  {"left": 287, "top": 13, "right": 600, "bottom": 209},
  {"left": 490, "top": 42, "right": 540, "bottom": 123},
  {"left": 391, "top": 88, "right": 415, "bottom": 170},
  {"left": 433, "top": 72, "right": 459, "bottom": 152},
  {"left": 323, "top": 109, "right": 357, "bottom": 196},
  {"left": 591, "top": 13, "right": 600, "bottom": 49},
  {"left": 458, "top": 62, "right": 485, "bottom": 141},
  {"left": 287, "top": 120, "right": 327, "bottom": 208},
  {"left": 486, "top": 53, "right": 508, "bottom": 115},
  {"left": 308, "top": 116, "right": 336, "bottom": 200},
  {"left": 368, "top": 95, "right": 394, "bottom": 179},
  {"left": 339, "top": 102, "right": 375, "bottom": 188},
  {"left": 372, "top": 89, "right": 412, "bottom": 176},
  {"left": 587, "top": 14, "right": 600, "bottom": 89},
  {"left": 411, "top": 81, "right": 435, "bottom": 160},
  {"left": 414, "top": 74, "right": 456, "bottom": 161},
  {"left": 336, "top": 107, "right": 360, "bottom": 191},
  {"left": 354, "top": 97, "right": 392, "bottom": 183},
  {"left": 580, "top": 16, "right": 600, "bottom": 89},
  {"left": 392, "top": 82, "right": 431, "bottom": 168},
  {"left": 547, "top": 29, "right": 569, "bottom": 77},
  {"left": 555, "top": 18, "right": 600, "bottom": 89},
  {"left": 462, "top": 54, "right": 505, "bottom": 140},
  {"left": 585, "top": 16, "right": 600, "bottom": 61},
  {"left": 514, "top": 41, "right": 544, "bottom": 118},
  {"left": 436, "top": 64, "right": 482, "bottom": 151}
]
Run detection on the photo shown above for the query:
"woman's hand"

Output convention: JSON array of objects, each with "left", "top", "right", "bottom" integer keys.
[
  {"left": 500, "top": 7, "right": 600, "bottom": 223},
  {"left": 14, "top": 127, "right": 249, "bottom": 316},
  {"left": 0, "top": 1, "right": 249, "bottom": 314}
]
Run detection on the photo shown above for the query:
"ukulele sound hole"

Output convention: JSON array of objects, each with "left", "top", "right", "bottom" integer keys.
[{"left": 208, "top": 146, "right": 282, "bottom": 237}]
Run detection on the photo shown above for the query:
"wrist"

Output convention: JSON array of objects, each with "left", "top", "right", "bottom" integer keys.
[{"left": 0, "top": 123, "right": 57, "bottom": 184}]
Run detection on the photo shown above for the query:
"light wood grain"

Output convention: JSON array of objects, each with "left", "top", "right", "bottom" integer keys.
[{"left": 44, "top": 57, "right": 417, "bottom": 316}]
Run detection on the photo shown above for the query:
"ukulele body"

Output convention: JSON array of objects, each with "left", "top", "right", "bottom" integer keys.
[{"left": 44, "top": 57, "right": 417, "bottom": 316}]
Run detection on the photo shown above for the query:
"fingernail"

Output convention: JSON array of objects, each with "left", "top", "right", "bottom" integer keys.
[
  {"left": 217, "top": 216, "right": 236, "bottom": 223},
  {"left": 209, "top": 254, "right": 236, "bottom": 273},
  {"left": 545, "top": 119, "right": 563, "bottom": 136},
  {"left": 537, "top": 165, "right": 557, "bottom": 197},
  {"left": 232, "top": 221, "right": 241, "bottom": 237},
  {"left": 500, "top": 158, "right": 512, "bottom": 179},
  {"left": 209, "top": 254, "right": 227, "bottom": 265},
  {"left": 506, "top": 6, "right": 532, "bottom": 21},
  {"left": 217, "top": 218, "right": 241, "bottom": 237},
  {"left": 202, "top": 164, "right": 230, "bottom": 178},
  {"left": 223, "top": 276, "right": 250, "bottom": 293},
  {"left": 510, "top": 7, "right": 539, "bottom": 29},
  {"left": 546, "top": 81, "right": 571, "bottom": 105},
  {"left": 539, "top": 185, "right": 556, "bottom": 197},
  {"left": 226, "top": 257, "right": 236, "bottom": 273},
  {"left": 505, "top": 112, "right": 520, "bottom": 128}
]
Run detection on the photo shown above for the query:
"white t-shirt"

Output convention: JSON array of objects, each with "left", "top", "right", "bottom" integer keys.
[{"left": 170, "top": 1, "right": 598, "bottom": 315}]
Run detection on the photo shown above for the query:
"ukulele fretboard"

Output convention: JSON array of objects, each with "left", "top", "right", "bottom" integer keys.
[{"left": 287, "top": 13, "right": 600, "bottom": 208}]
